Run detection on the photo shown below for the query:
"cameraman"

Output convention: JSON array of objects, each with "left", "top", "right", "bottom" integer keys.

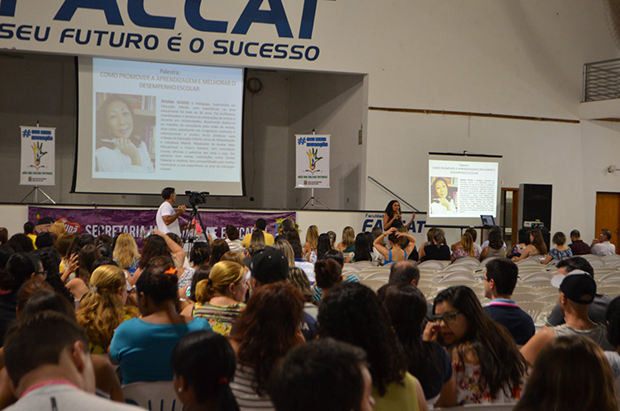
[{"left": 156, "top": 187, "right": 187, "bottom": 236}]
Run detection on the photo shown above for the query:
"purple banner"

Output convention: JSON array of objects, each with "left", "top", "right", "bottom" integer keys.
[{"left": 28, "top": 206, "right": 296, "bottom": 247}]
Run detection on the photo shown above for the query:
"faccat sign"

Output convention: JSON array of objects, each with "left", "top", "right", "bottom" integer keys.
[{"left": 0, "top": 0, "right": 322, "bottom": 63}]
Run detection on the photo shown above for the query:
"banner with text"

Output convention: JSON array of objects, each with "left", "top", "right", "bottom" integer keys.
[
  {"left": 28, "top": 207, "right": 295, "bottom": 248},
  {"left": 20, "top": 126, "right": 55, "bottom": 186},
  {"left": 295, "top": 134, "right": 330, "bottom": 188}
]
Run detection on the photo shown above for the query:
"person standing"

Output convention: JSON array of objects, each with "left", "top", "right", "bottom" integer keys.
[{"left": 156, "top": 187, "right": 186, "bottom": 236}]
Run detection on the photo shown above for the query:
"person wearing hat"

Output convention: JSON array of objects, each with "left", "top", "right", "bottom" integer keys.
[
  {"left": 249, "top": 246, "right": 316, "bottom": 341},
  {"left": 521, "top": 270, "right": 614, "bottom": 365}
]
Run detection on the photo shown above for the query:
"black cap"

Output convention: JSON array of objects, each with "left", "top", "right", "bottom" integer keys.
[
  {"left": 35, "top": 217, "right": 55, "bottom": 226},
  {"left": 250, "top": 246, "right": 288, "bottom": 285},
  {"left": 551, "top": 271, "right": 597, "bottom": 305}
]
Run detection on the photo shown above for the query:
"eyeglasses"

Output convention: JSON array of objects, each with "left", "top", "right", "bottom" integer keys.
[
  {"left": 36, "top": 270, "right": 48, "bottom": 279},
  {"left": 431, "top": 312, "right": 462, "bottom": 324}
]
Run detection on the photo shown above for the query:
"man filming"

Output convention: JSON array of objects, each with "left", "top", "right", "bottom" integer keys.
[{"left": 156, "top": 187, "right": 186, "bottom": 236}]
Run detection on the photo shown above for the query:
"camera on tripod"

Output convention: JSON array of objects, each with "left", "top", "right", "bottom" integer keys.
[{"left": 185, "top": 191, "right": 210, "bottom": 207}]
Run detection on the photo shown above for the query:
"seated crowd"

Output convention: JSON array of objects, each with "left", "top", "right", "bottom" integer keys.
[{"left": 0, "top": 218, "right": 619, "bottom": 411}]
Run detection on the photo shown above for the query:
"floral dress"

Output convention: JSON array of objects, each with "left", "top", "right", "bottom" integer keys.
[{"left": 193, "top": 302, "right": 246, "bottom": 336}]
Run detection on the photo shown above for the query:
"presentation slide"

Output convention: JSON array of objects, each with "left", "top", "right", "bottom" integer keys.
[
  {"left": 428, "top": 156, "right": 500, "bottom": 219},
  {"left": 73, "top": 57, "right": 245, "bottom": 196}
]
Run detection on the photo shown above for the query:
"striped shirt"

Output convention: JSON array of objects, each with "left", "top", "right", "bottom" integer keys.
[
  {"left": 230, "top": 364, "right": 274, "bottom": 411},
  {"left": 193, "top": 302, "right": 245, "bottom": 336}
]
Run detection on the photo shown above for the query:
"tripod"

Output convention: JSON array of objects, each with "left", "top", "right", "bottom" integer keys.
[{"left": 182, "top": 204, "right": 210, "bottom": 247}]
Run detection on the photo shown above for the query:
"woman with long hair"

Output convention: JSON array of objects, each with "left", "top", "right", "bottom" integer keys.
[
  {"left": 479, "top": 230, "right": 506, "bottom": 261},
  {"left": 419, "top": 228, "right": 451, "bottom": 262},
  {"left": 514, "top": 335, "right": 618, "bottom": 411},
  {"left": 302, "top": 225, "right": 319, "bottom": 263},
  {"left": 178, "top": 241, "right": 211, "bottom": 292},
  {"left": 95, "top": 94, "right": 154, "bottom": 173},
  {"left": 171, "top": 330, "right": 240, "bottom": 411},
  {"left": 211, "top": 239, "right": 231, "bottom": 263},
  {"left": 134, "top": 230, "right": 186, "bottom": 283},
  {"left": 110, "top": 266, "right": 210, "bottom": 384},
  {"left": 113, "top": 233, "right": 140, "bottom": 276},
  {"left": 351, "top": 232, "right": 374, "bottom": 264},
  {"left": 508, "top": 228, "right": 530, "bottom": 259},
  {"left": 193, "top": 261, "right": 247, "bottom": 336},
  {"left": 424, "top": 286, "right": 528, "bottom": 405},
  {"left": 430, "top": 178, "right": 456, "bottom": 214},
  {"left": 383, "top": 200, "right": 415, "bottom": 230},
  {"left": 512, "top": 229, "right": 547, "bottom": 262},
  {"left": 318, "top": 282, "right": 427, "bottom": 411},
  {"left": 313, "top": 258, "right": 343, "bottom": 302},
  {"left": 373, "top": 227, "right": 417, "bottom": 264},
  {"left": 66, "top": 244, "right": 101, "bottom": 301},
  {"left": 229, "top": 283, "right": 305, "bottom": 409},
  {"left": 314, "top": 233, "right": 333, "bottom": 263},
  {"left": 337, "top": 226, "right": 356, "bottom": 254},
  {"left": 378, "top": 284, "right": 456, "bottom": 408},
  {"left": 451, "top": 233, "right": 479, "bottom": 261},
  {"left": 76, "top": 265, "right": 138, "bottom": 354}
]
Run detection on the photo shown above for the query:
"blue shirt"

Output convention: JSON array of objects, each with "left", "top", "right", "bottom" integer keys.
[
  {"left": 483, "top": 299, "right": 535, "bottom": 345},
  {"left": 110, "top": 317, "right": 210, "bottom": 384}
]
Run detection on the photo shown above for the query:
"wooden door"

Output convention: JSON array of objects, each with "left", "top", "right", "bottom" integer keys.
[
  {"left": 595, "top": 192, "right": 620, "bottom": 254},
  {"left": 501, "top": 188, "right": 519, "bottom": 249}
]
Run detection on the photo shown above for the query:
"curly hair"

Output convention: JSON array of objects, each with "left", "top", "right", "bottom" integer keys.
[
  {"left": 317, "top": 282, "right": 407, "bottom": 396},
  {"left": 230, "top": 282, "right": 304, "bottom": 396},
  {"left": 76, "top": 265, "right": 127, "bottom": 349},
  {"left": 433, "top": 286, "right": 527, "bottom": 399}
]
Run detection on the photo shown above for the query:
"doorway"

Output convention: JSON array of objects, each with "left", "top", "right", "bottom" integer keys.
[
  {"left": 595, "top": 192, "right": 620, "bottom": 254},
  {"left": 501, "top": 188, "right": 519, "bottom": 250}
]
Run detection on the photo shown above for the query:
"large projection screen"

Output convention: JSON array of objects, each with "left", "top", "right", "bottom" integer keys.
[
  {"left": 426, "top": 153, "right": 502, "bottom": 227},
  {"left": 73, "top": 57, "right": 245, "bottom": 196}
]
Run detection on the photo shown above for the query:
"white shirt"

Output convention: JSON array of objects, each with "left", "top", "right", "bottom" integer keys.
[
  {"left": 430, "top": 199, "right": 456, "bottom": 214},
  {"left": 95, "top": 142, "right": 154, "bottom": 173},
  {"left": 592, "top": 241, "right": 616, "bottom": 256},
  {"left": 156, "top": 201, "right": 180, "bottom": 236}
]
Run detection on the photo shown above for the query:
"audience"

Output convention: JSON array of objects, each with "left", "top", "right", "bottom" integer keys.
[
  {"left": 541, "top": 231, "right": 573, "bottom": 264},
  {"left": 568, "top": 229, "right": 591, "bottom": 255},
  {"left": 420, "top": 228, "right": 450, "bottom": 262},
  {"left": 109, "top": 266, "right": 210, "bottom": 384},
  {"left": 336, "top": 226, "right": 355, "bottom": 255},
  {"left": 605, "top": 296, "right": 620, "bottom": 397},
  {"left": 482, "top": 258, "right": 535, "bottom": 345},
  {"left": 512, "top": 229, "right": 547, "bottom": 262},
  {"left": 315, "top": 233, "right": 333, "bottom": 263},
  {"left": 451, "top": 232, "right": 479, "bottom": 261},
  {"left": 378, "top": 284, "right": 456, "bottom": 407},
  {"left": 479, "top": 229, "right": 506, "bottom": 261},
  {"left": 193, "top": 261, "right": 247, "bottom": 336},
  {"left": 425, "top": 286, "right": 528, "bottom": 405},
  {"left": 515, "top": 335, "right": 618, "bottom": 411},
  {"left": 547, "top": 257, "right": 612, "bottom": 326},
  {"left": 178, "top": 241, "right": 211, "bottom": 291},
  {"left": 318, "top": 282, "right": 427, "bottom": 411},
  {"left": 225, "top": 224, "right": 244, "bottom": 253},
  {"left": 229, "top": 283, "right": 305, "bottom": 410},
  {"left": 113, "top": 233, "right": 140, "bottom": 278},
  {"left": 592, "top": 229, "right": 616, "bottom": 256},
  {"left": 171, "top": 330, "right": 240, "bottom": 411},
  {"left": 507, "top": 228, "right": 530, "bottom": 259},
  {"left": 66, "top": 244, "right": 101, "bottom": 301},
  {"left": 302, "top": 225, "right": 319, "bottom": 263},
  {"left": 373, "top": 227, "right": 417, "bottom": 264},
  {"left": 3, "top": 311, "right": 139, "bottom": 411},
  {"left": 269, "top": 338, "right": 375, "bottom": 411},
  {"left": 241, "top": 218, "right": 274, "bottom": 248}
]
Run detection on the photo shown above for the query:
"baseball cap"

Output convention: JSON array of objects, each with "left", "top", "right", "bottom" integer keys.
[
  {"left": 551, "top": 270, "right": 597, "bottom": 305},
  {"left": 250, "top": 246, "right": 288, "bottom": 285}
]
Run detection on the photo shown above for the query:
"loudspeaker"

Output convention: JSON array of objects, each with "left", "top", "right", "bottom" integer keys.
[{"left": 518, "top": 184, "right": 552, "bottom": 248}]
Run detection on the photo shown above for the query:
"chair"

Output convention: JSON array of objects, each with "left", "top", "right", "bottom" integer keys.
[
  {"left": 419, "top": 260, "right": 447, "bottom": 271},
  {"left": 451, "top": 257, "right": 481, "bottom": 268},
  {"left": 364, "top": 271, "right": 390, "bottom": 281},
  {"left": 597, "top": 284, "right": 620, "bottom": 296},
  {"left": 518, "top": 301, "right": 549, "bottom": 323},
  {"left": 438, "top": 271, "right": 477, "bottom": 282},
  {"left": 520, "top": 272, "right": 552, "bottom": 283},
  {"left": 122, "top": 382, "right": 183, "bottom": 411},
  {"left": 511, "top": 293, "right": 537, "bottom": 303},
  {"left": 360, "top": 278, "right": 388, "bottom": 291},
  {"left": 603, "top": 254, "right": 620, "bottom": 265},
  {"left": 535, "top": 293, "right": 560, "bottom": 304},
  {"left": 599, "top": 271, "right": 620, "bottom": 282}
]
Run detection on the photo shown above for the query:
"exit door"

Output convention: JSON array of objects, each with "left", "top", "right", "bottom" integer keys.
[{"left": 595, "top": 192, "right": 620, "bottom": 254}]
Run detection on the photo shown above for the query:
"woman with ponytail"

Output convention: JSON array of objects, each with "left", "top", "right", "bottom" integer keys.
[
  {"left": 110, "top": 266, "right": 210, "bottom": 384},
  {"left": 193, "top": 261, "right": 247, "bottom": 336},
  {"left": 171, "top": 330, "right": 240, "bottom": 411},
  {"left": 76, "top": 265, "right": 138, "bottom": 354}
]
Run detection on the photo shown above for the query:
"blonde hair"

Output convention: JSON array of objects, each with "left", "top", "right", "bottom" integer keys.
[
  {"left": 49, "top": 221, "right": 66, "bottom": 237},
  {"left": 113, "top": 233, "right": 139, "bottom": 268},
  {"left": 220, "top": 251, "right": 244, "bottom": 265},
  {"left": 342, "top": 226, "right": 355, "bottom": 247},
  {"left": 273, "top": 240, "right": 295, "bottom": 267},
  {"left": 461, "top": 233, "right": 475, "bottom": 257},
  {"left": 305, "top": 225, "right": 319, "bottom": 249},
  {"left": 76, "top": 265, "right": 127, "bottom": 349},
  {"left": 196, "top": 261, "right": 245, "bottom": 303}
]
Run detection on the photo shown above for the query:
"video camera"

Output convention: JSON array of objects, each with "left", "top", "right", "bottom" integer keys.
[{"left": 185, "top": 191, "right": 210, "bottom": 207}]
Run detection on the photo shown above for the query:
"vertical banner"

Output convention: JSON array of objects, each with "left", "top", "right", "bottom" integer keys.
[
  {"left": 295, "top": 134, "right": 330, "bottom": 188},
  {"left": 20, "top": 126, "right": 55, "bottom": 186}
]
